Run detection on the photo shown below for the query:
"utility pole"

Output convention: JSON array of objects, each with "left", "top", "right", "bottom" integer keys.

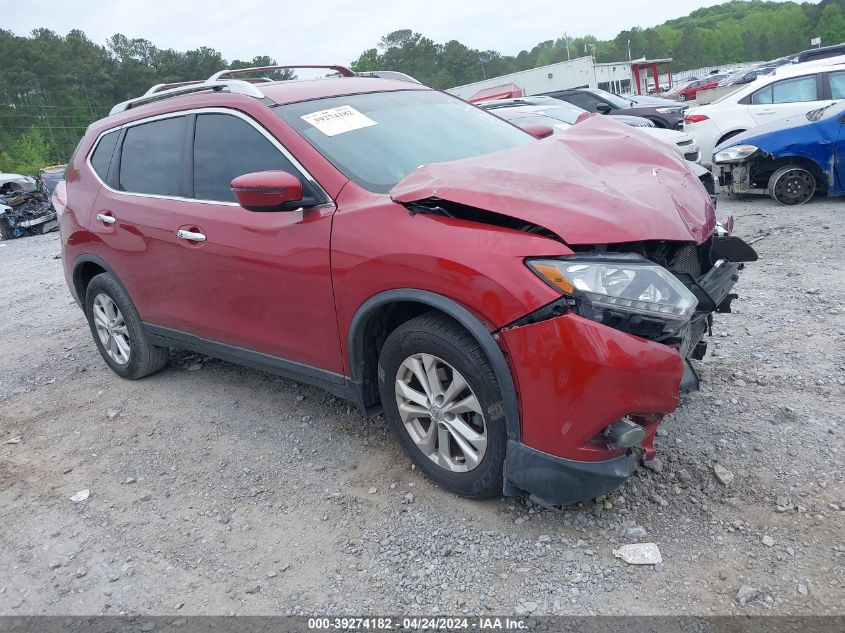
[{"left": 627, "top": 39, "right": 632, "bottom": 61}]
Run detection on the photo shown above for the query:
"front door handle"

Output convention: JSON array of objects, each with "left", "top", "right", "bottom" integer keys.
[
  {"left": 96, "top": 213, "right": 116, "bottom": 225},
  {"left": 176, "top": 229, "right": 206, "bottom": 242}
]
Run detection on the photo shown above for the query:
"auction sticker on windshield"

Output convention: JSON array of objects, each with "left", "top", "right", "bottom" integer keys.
[{"left": 301, "top": 105, "right": 377, "bottom": 136}]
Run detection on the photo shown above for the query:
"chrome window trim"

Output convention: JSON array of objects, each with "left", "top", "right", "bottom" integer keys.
[{"left": 85, "top": 107, "right": 332, "bottom": 206}]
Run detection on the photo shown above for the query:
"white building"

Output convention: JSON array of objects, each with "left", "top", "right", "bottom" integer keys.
[{"left": 447, "top": 56, "right": 634, "bottom": 100}]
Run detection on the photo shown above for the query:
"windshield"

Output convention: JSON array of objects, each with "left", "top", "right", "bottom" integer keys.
[
  {"left": 276, "top": 90, "right": 534, "bottom": 193},
  {"left": 592, "top": 88, "right": 632, "bottom": 108}
]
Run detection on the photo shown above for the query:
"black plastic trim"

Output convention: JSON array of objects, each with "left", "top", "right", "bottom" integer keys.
[
  {"left": 503, "top": 440, "right": 635, "bottom": 505},
  {"left": 348, "top": 289, "right": 521, "bottom": 441},
  {"left": 144, "top": 323, "right": 355, "bottom": 400},
  {"left": 71, "top": 253, "right": 126, "bottom": 307},
  {"left": 692, "top": 260, "right": 741, "bottom": 313}
]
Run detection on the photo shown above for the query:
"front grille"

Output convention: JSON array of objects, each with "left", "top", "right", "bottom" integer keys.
[
  {"left": 677, "top": 139, "right": 694, "bottom": 146},
  {"left": 669, "top": 243, "right": 702, "bottom": 277}
]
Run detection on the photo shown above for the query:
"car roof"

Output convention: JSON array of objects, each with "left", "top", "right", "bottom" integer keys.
[
  {"left": 774, "top": 61, "right": 845, "bottom": 78},
  {"left": 92, "top": 76, "right": 429, "bottom": 133},
  {"left": 258, "top": 76, "right": 428, "bottom": 105}
]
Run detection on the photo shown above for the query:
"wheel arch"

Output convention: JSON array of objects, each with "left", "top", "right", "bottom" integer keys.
[
  {"left": 72, "top": 254, "right": 126, "bottom": 306},
  {"left": 717, "top": 129, "right": 746, "bottom": 146},
  {"left": 765, "top": 155, "right": 828, "bottom": 188},
  {"left": 347, "top": 289, "right": 520, "bottom": 441}
]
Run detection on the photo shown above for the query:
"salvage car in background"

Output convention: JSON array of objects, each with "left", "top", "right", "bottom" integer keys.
[
  {"left": 478, "top": 98, "right": 702, "bottom": 163},
  {"left": 59, "top": 65, "right": 755, "bottom": 507},
  {"left": 39, "top": 164, "right": 67, "bottom": 195},
  {"left": 715, "top": 101, "right": 845, "bottom": 205},
  {"left": 541, "top": 87, "right": 687, "bottom": 129},
  {"left": 684, "top": 63, "right": 845, "bottom": 165},
  {"left": 0, "top": 173, "right": 57, "bottom": 239}
]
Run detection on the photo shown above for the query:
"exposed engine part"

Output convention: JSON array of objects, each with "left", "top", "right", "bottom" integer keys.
[{"left": 0, "top": 195, "right": 56, "bottom": 240}]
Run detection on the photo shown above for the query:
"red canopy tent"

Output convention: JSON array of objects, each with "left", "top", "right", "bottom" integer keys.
[
  {"left": 467, "top": 83, "right": 524, "bottom": 103},
  {"left": 630, "top": 58, "right": 673, "bottom": 95}
]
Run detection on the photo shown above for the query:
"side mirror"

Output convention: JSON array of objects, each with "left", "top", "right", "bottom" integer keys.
[
  {"left": 230, "top": 171, "right": 303, "bottom": 212},
  {"left": 522, "top": 124, "right": 555, "bottom": 139},
  {"left": 596, "top": 103, "right": 612, "bottom": 114}
]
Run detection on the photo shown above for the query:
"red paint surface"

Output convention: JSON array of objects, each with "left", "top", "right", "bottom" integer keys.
[
  {"left": 499, "top": 314, "right": 684, "bottom": 461},
  {"left": 61, "top": 79, "right": 711, "bottom": 468},
  {"left": 391, "top": 114, "right": 716, "bottom": 245}
]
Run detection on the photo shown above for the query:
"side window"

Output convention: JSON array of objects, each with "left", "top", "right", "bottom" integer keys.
[
  {"left": 771, "top": 76, "right": 817, "bottom": 103},
  {"left": 564, "top": 92, "right": 607, "bottom": 111},
  {"left": 193, "top": 113, "right": 306, "bottom": 203},
  {"left": 89, "top": 131, "right": 119, "bottom": 181},
  {"left": 750, "top": 76, "right": 817, "bottom": 105},
  {"left": 829, "top": 71, "right": 845, "bottom": 99},
  {"left": 119, "top": 117, "right": 186, "bottom": 196},
  {"left": 751, "top": 85, "right": 773, "bottom": 105}
]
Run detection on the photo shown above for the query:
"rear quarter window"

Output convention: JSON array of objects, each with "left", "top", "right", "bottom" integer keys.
[{"left": 89, "top": 131, "right": 120, "bottom": 181}]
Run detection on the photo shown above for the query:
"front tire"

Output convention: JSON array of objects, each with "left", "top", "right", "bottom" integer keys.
[
  {"left": 84, "top": 273, "right": 169, "bottom": 379},
  {"left": 377, "top": 314, "right": 506, "bottom": 499},
  {"left": 768, "top": 165, "right": 816, "bottom": 205}
]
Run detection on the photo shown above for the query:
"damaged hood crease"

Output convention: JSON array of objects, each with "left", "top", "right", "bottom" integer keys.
[{"left": 390, "top": 115, "right": 716, "bottom": 245}]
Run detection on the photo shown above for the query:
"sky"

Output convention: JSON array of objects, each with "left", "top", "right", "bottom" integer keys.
[{"left": 0, "top": 0, "right": 780, "bottom": 65}]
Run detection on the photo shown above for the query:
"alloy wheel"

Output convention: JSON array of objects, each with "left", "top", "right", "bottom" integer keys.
[
  {"left": 92, "top": 293, "right": 131, "bottom": 365},
  {"left": 394, "top": 353, "right": 487, "bottom": 472}
]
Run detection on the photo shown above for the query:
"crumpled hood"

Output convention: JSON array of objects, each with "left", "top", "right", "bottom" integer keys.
[{"left": 391, "top": 114, "right": 716, "bottom": 245}]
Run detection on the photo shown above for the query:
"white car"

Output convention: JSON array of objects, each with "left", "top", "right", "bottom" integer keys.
[
  {"left": 481, "top": 102, "right": 702, "bottom": 163},
  {"left": 683, "top": 62, "right": 845, "bottom": 165}
]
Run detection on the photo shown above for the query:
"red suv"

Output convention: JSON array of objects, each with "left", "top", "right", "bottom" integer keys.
[{"left": 55, "top": 65, "right": 756, "bottom": 506}]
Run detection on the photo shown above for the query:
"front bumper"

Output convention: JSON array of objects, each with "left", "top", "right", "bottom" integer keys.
[
  {"left": 498, "top": 313, "right": 684, "bottom": 464},
  {"left": 504, "top": 440, "right": 635, "bottom": 506}
]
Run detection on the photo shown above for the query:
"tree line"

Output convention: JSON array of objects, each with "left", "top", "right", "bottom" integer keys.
[{"left": 3, "top": 0, "right": 845, "bottom": 174}]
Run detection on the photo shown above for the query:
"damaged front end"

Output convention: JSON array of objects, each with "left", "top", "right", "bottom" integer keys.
[
  {"left": 557, "top": 232, "right": 758, "bottom": 391},
  {"left": 0, "top": 179, "right": 57, "bottom": 239}
]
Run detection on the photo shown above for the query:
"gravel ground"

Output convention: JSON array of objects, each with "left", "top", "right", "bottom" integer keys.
[{"left": 0, "top": 194, "right": 842, "bottom": 616}]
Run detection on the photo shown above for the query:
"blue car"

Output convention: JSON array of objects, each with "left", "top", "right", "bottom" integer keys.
[{"left": 713, "top": 101, "right": 845, "bottom": 205}]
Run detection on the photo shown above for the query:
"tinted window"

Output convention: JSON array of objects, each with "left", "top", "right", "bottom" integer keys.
[
  {"left": 830, "top": 71, "right": 845, "bottom": 99},
  {"left": 90, "top": 131, "right": 119, "bottom": 181},
  {"left": 119, "top": 117, "right": 186, "bottom": 196},
  {"left": 193, "top": 114, "right": 303, "bottom": 202},
  {"left": 560, "top": 92, "right": 610, "bottom": 111},
  {"left": 751, "top": 76, "right": 817, "bottom": 105}
]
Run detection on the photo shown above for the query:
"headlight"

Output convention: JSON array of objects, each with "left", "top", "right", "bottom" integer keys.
[
  {"left": 655, "top": 107, "right": 682, "bottom": 114},
  {"left": 527, "top": 256, "right": 698, "bottom": 331},
  {"left": 713, "top": 144, "right": 758, "bottom": 163}
]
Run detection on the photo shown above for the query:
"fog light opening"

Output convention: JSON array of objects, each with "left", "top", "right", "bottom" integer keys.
[{"left": 604, "top": 418, "right": 646, "bottom": 449}]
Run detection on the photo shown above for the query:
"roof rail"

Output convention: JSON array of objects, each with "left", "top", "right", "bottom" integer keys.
[
  {"left": 109, "top": 80, "right": 266, "bottom": 115},
  {"left": 353, "top": 70, "right": 421, "bottom": 84},
  {"left": 208, "top": 64, "right": 355, "bottom": 82},
  {"left": 144, "top": 80, "right": 205, "bottom": 96}
]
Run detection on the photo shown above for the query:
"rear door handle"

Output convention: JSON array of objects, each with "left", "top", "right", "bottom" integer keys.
[
  {"left": 757, "top": 109, "right": 776, "bottom": 115},
  {"left": 96, "top": 213, "right": 116, "bottom": 225},
  {"left": 176, "top": 229, "right": 206, "bottom": 242}
]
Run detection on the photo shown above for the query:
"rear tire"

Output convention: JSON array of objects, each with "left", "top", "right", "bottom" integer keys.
[
  {"left": 768, "top": 165, "right": 816, "bottom": 205},
  {"left": 84, "top": 273, "right": 169, "bottom": 379},
  {"left": 377, "top": 313, "right": 506, "bottom": 499}
]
